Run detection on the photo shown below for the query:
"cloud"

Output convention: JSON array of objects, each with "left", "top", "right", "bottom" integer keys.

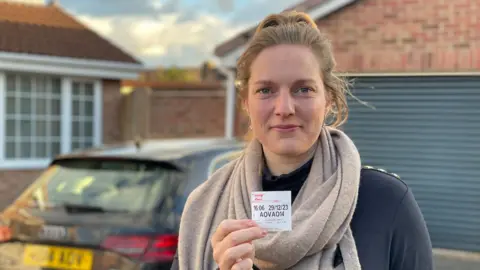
[
  {"left": 59, "top": 0, "right": 179, "bottom": 17},
  {"left": 59, "top": 0, "right": 233, "bottom": 17},
  {"left": 68, "top": 0, "right": 298, "bottom": 67},
  {"left": 156, "top": 0, "right": 180, "bottom": 14},
  {"left": 76, "top": 16, "right": 114, "bottom": 35},
  {"left": 76, "top": 12, "right": 247, "bottom": 67},
  {"left": 217, "top": 0, "right": 235, "bottom": 12},
  {"left": 229, "top": 0, "right": 297, "bottom": 24}
]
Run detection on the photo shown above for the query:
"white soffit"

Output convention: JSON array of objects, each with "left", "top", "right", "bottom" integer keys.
[{"left": 0, "top": 52, "right": 145, "bottom": 80}]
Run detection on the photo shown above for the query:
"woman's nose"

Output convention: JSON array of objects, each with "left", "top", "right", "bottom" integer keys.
[{"left": 274, "top": 89, "right": 295, "bottom": 116}]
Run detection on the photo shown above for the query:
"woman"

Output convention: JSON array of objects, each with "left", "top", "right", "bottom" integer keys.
[{"left": 171, "top": 11, "right": 433, "bottom": 270}]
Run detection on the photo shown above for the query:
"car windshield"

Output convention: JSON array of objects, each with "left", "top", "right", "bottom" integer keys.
[{"left": 18, "top": 158, "right": 182, "bottom": 213}]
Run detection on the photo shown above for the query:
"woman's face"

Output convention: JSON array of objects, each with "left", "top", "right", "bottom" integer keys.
[{"left": 245, "top": 44, "right": 329, "bottom": 157}]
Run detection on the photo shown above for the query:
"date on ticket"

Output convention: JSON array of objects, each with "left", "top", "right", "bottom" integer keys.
[{"left": 251, "top": 191, "right": 292, "bottom": 231}]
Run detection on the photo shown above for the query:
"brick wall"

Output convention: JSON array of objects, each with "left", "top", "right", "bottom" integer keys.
[
  {"left": 316, "top": 0, "right": 480, "bottom": 73},
  {"left": 0, "top": 170, "right": 41, "bottom": 210},
  {"left": 120, "top": 83, "right": 227, "bottom": 140},
  {"left": 149, "top": 90, "right": 226, "bottom": 138}
]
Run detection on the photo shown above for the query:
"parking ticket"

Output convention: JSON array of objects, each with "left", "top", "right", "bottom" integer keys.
[{"left": 251, "top": 191, "right": 292, "bottom": 231}]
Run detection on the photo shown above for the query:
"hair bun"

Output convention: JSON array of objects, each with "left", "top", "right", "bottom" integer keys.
[{"left": 255, "top": 11, "right": 317, "bottom": 34}]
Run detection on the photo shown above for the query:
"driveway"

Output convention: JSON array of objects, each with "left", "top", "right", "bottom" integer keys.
[{"left": 434, "top": 249, "right": 480, "bottom": 270}]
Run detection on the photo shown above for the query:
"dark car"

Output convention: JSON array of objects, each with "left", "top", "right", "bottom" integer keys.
[{"left": 0, "top": 138, "right": 244, "bottom": 270}]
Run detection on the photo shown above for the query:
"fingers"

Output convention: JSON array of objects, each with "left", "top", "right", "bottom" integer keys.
[
  {"left": 219, "top": 243, "right": 254, "bottom": 270},
  {"left": 211, "top": 219, "right": 258, "bottom": 246},
  {"left": 211, "top": 219, "right": 266, "bottom": 270},
  {"left": 215, "top": 226, "right": 265, "bottom": 258},
  {"left": 232, "top": 258, "right": 253, "bottom": 270}
]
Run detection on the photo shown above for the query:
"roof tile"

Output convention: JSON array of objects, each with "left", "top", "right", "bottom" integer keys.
[
  {"left": 0, "top": 2, "right": 140, "bottom": 64},
  {"left": 0, "top": 2, "right": 84, "bottom": 29}
]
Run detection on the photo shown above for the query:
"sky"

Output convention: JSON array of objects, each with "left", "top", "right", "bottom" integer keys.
[{"left": 12, "top": 0, "right": 300, "bottom": 68}]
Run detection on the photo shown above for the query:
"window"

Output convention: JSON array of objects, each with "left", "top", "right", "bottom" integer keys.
[
  {"left": 71, "top": 81, "right": 95, "bottom": 151},
  {"left": 208, "top": 150, "right": 242, "bottom": 177},
  {"left": 23, "top": 159, "right": 182, "bottom": 213},
  {"left": 5, "top": 74, "right": 62, "bottom": 159},
  {"left": 0, "top": 72, "right": 102, "bottom": 168}
]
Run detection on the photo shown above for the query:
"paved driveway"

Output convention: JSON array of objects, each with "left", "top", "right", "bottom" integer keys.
[
  {"left": 435, "top": 256, "right": 479, "bottom": 270},
  {"left": 434, "top": 250, "right": 480, "bottom": 270}
]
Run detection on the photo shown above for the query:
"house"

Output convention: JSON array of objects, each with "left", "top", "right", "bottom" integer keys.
[
  {"left": 0, "top": 1, "right": 143, "bottom": 207},
  {"left": 214, "top": 0, "right": 480, "bottom": 253}
]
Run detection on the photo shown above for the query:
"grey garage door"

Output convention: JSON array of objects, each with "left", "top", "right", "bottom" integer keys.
[{"left": 343, "top": 76, "right": 480, "bottom": 252}]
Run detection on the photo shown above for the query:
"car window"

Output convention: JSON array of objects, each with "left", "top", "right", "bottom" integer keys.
[
  {"left": 171, "top": 148, "right": 242, "bottom": 216},
  {"left": 18, "top": 158, "right": 183, "bottom": 213},
  {"left": 208, "top": 150, "right": 242, "bottom": 177}
]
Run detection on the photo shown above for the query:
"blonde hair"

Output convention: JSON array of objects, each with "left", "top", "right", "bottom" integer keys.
[{"left": 236, "top": 11, "right": 350, "bottom": 134}]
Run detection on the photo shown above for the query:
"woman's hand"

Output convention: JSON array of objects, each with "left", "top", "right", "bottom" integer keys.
[{"left": 211, "top": 219, "right": 267, "bottom": 270}]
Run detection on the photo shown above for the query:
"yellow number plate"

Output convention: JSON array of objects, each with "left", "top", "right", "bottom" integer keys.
[{"left": 23, "top": 244, "right": 93, "bottom": 270}]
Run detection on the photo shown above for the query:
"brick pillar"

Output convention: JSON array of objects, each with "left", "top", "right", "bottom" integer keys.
[{"left": 121, "top": 88, "right": 151, "bottom": 141}]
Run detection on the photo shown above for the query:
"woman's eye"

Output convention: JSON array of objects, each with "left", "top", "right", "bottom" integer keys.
[
  {"left": 295, "top": 87, "right": 313, "bottom": 93},
  {"left": 257, "top": 88, "right": 271, "bottom": 94}
]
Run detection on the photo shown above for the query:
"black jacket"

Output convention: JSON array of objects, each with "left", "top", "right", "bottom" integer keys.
[{"left": 170, "top": 166, "right": 434, "bottom": 270}]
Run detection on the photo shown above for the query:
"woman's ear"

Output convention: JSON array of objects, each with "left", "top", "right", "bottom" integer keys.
[{"left": 243, "top": 99, "right": 249, "bottom": 116}]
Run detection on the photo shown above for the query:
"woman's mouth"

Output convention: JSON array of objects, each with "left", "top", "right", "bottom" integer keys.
[{"left": 271, "top": 124, "right": 300, "bottom": 132}]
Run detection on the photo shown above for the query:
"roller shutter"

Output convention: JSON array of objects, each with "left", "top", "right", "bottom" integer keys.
[{"left": 344, "top": 76, "right": 480, "bottom": 252}]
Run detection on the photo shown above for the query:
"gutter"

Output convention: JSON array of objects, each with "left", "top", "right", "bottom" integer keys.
[
  {"left": 307, "top": 0, "right": 357, "bottom": 19},
  {"left": 0, "top": 52, "right": 145, "bottom": 80}
]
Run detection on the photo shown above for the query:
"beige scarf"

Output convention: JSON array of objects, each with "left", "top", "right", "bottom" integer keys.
[{"left": 177, "top": 127, "right": 362, "bottom": 270}]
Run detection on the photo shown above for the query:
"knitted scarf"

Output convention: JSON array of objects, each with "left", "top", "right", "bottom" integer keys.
[{"left": 177, "top": 126, "right": 362, "bottom": 270}]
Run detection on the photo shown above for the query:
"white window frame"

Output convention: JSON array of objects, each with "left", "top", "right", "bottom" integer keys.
[
  {"left": 69, "top": 77, "right": 103, "bottom": 149},
  {"left": 0, "top": 71, "right": 103, "bottom": 169}
]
